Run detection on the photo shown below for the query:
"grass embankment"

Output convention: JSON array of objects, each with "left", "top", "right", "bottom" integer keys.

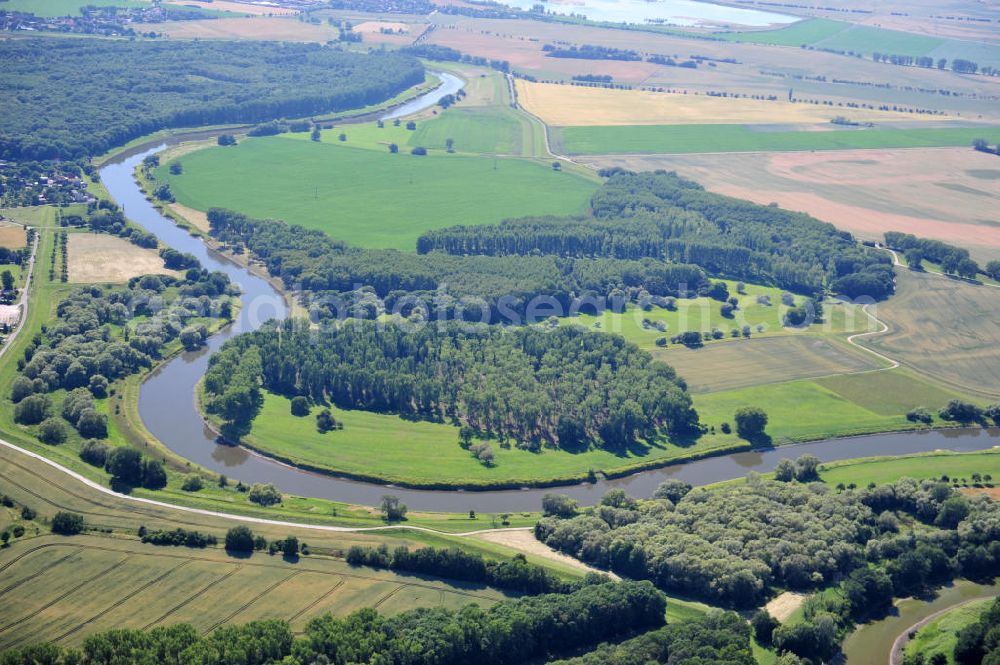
[
  {"left": 554, "top": 124, "right": 1000, "bottom": 156},
  {"left": 158, "top": 125, "right": 597, "bottom": 250},
  {"left": 903, "top": 598, "right": 993, "bottom": 664}
]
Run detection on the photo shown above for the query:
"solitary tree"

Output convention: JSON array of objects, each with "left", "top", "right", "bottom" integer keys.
[
  {"left": 1, "top": 270, "right": 14, "bottom": 292},
  {"left": 734, "top": 406, "right": 768, "bottom": 440},
  {"left": 225, "top": 525, "right": 255, "bottom": 553},
  {"left": 380, "top": 495, "right": 407, "bottom": 521}
]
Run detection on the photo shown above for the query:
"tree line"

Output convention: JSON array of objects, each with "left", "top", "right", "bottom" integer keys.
[
  {"left": 884, "top": 231, "right": 982, "bottom": 278},
  {"left": 417, "top": 171, "right": 894, "bottom": 298},
  {"left": 204, "top": 319, "right": 699, "bottom": 451},
  {"left": 535, "top": 472, "right": 1000, "bottom": 608},
  {"left": 208, "top": 207, "right": 712, "bottom": 322},
  {"left": 346, "top": 544, "right": 580, "bottom": 594},
  {"left": 0, "top": 39, "right": 423, "bottom": 159},
  {"left": 0, "top": 580, "right": 666, "bottom": 665}
]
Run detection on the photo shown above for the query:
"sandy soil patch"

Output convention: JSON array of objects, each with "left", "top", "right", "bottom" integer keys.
[
  {"left": 766, "top": 591, "right": 808, "bottom": 622},
  {"left": 0, "top": 305, "right": 20, "bottom": 327},
  {"left": 167, "top": 0, "right": 297, "bottom": 15},
  {"left": 0, "top": 223, "right": 26, "bottom": 250},
  {"left": 67, "top": 234, "right": 180, "bottom": 283},
  {"left": 471, "top": 528, "right": 620, "bottom": 579},
  {"left": 961, "top": 487, "right": 1000, "bottom": 500},
  {"left": 516, "top": 80, "right": 951, "bottom": 126},
  {"left": 169, "top": 203, "right": 211, "bottom": 233},
  {"left": 137, "top": 16, "right": 336, "bottom": 41}
]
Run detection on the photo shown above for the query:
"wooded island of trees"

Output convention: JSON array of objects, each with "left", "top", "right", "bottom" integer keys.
[{"left": 204, "top": 319, "right": 698, "bottom": 450}]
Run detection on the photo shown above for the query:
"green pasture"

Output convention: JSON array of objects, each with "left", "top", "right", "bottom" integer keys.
[
  {"left": 158, "top": 133, "right": 596, "bottom": 250},
  {"left": 723, "top": 18, "right": 849, "bottom": 46},
  {"left": 553, "top": 124, "right": 1000, "bottom": 155},
  {"left": 1, "top": 0, "right": 146, "bottom": 16},
  {"left": 820, "top": 450, "right": 1000, "bottom": 489}
]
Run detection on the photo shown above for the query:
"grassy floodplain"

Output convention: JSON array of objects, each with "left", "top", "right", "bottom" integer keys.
[
  {"left": 903, "top": 598, "right": 994, "bottom": 664},
  {"left": 553, "top": 124, "right": 1000, "bottom": 156},
  {"left": 819, "top": 449, "right": 1000, "bottom": 490},
  {"left": 158, "top": 118, "right": 596, "bottom": 250}
]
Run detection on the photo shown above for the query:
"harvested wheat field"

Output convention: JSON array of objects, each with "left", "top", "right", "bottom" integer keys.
[
  {"left": 351, "top": 21, "right": 422, "bottom": 45},
  {"left": 0, "top": 223, "right": 26, "bottom": 249},
  {"left": 591, "top": 148, "right": 1000, "bottom": 263},
  {"left": 861, "top": 269, "right": 1000, "bottom": 399},
  {"left": 136, "top": 16, "right": 335, "bottom": 41},
  {"left": 67, "top": 234, "right": 179, "bottom": 283},
  {"left": 516, "top": 80, "right": 951, "bottom": 127}
]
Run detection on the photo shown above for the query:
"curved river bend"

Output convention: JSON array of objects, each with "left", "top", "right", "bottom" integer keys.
[{"left": 99, "top": 116, "right": 999, "bottom": 515}]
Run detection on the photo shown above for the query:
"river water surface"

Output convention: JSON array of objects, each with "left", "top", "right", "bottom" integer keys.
[{"left": 98, "top": 97, "right": 999, "bottom": 513}]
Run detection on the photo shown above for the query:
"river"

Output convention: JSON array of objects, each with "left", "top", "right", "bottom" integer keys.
[{"left": 97, "top": 96, "right": 999, "bottom": 514}]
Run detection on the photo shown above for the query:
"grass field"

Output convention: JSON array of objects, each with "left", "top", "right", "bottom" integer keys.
[
  {"left": 0, "top": 0, "right": 146, "bottom": 16},
  {"left": 693, "top": 368, "right": 967, "bottom": 443},
  {"left": 903, "top": 598, "right": 993, "bottom": 664},
  {"left": 0, "top": 534, "right": 512, "bottom": 650},
  {"left": 231, "top": 390, "right": 742, "bottom": 489},
  {"left": 159, "top": 134, "right": 595, "bottom": 250},
  {"left": 516, "top": 80, "right": 940, "bottom": 127},
  {"left": 724, "top": 17, "right": 944, "bottom": 55},
  {"left": 409, "top": 107, "right": 525, "bottom": 155},
  {"left": 819, "top": 450, "right": 1000, "bottom": 489},
  {"left": 67, "top": 233, "right": 178, "bottom": 283},
  {"left": 661, "top": 336, "right": 882, "bottom": 394},
  {"left": 553, "top": 124, "right": 1000, "bottom": 155},
  {"left": 560, "top": 281, "right": 873, "bottom": 354},
  {"left": 723, "top": 18, "right": 849, "bottom": 46},
  {"left": 860, "top": 269, "right": 1000, "bottom": 399}
]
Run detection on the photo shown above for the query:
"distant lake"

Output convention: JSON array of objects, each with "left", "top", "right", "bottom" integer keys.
[{"left": 500, "top": 0, "right": 798, "bottom": 27}]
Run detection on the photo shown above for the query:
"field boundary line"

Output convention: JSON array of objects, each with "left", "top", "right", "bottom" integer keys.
[{"left": 372, "top": 584, "right": 404, "bottom": 609}]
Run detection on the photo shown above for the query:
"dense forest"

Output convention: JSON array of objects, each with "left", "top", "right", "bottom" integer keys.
[
  {"left": 418, "top": 171, "right": 894, "bottom": 298},
  {"left": 0, "top": 39, "right": 423, "bottom": 159},
  {"left": 208, "top": 208, "right": 710, "bottom": 322},
  {"left": 0, "top": 581, "right": 667, "bottom": 665},
  {"left": 550, "top": 612, "right": 755, "bottom": 665},
  {"left": 535, "top": 473, "right": 1000, "bottom": 610},
  {"left": 203, "top": 319, "right": 698, "bottom": 449}
]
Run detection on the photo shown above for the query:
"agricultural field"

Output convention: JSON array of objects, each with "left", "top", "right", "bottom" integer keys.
[
  {"left": 860, "top": 269, "right": 1000, "bottom": 399},
  {"left": 137, "top": 16, "right": 338, "bottom": 41},
  {"left": 66, "top": 233, "right": 178, "bottom": 283},
  {"left": 0, "top": 0, "right": 145, "bottom": 16},
  {"left": 0, "top": 223, "right": 26, "bottom": 250},
  {"left": 552, "top": 124, "right": 1000, "bottom": 155},
  {"left": 158, "top": 133, "right": 596, "bottom": 250},
  {"left": 659, "top": 336, "right": 882, "bottom": 394},
  {"left": 723, "top": 17, "right": 850, "bottom": 46},
  {"left": 516, "top": 80, "right": 941, "bottom": 126},
  {"left": 0, "top": 536, "right": 510, "bottom": 650},
  {"left": 600, "top": 148, "right": 1000, "bottom": 263}
]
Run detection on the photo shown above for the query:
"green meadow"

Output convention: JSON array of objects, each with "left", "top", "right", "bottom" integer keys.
[
  {"left": 554, "top": 124, "right": 1000, "bottom": 155},
  {"left": 723, "top": 18, "right": 849, "bottom": 46},
  {"left": 159, "top": 130, "right": 596, "bottom": 250},
  {"left": 231, "top": 391, "right": 742, "bottom": 489},
  {"left": 1, "top": 0, "right": 146, "bottom": 16},
  {"left": 725, "top": 17, "right": 943, "bottom": 55}
]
